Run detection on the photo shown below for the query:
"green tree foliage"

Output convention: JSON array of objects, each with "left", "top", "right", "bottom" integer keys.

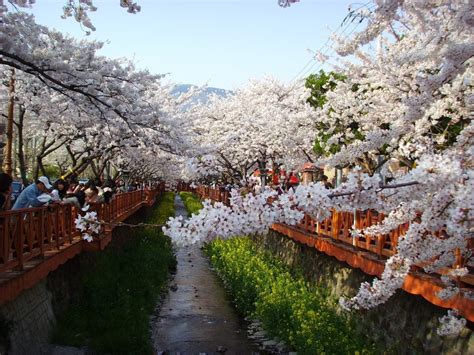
[
  {"left": 306, "top": 70, "right": 469, "bottom": 173},
  {"left": 305, "top": 70, "right": 352, "bottom": 158},
  {"left": 43, "top": 164, "right": 61, "bottom": 179},
  {"left": 305, "top": 70, "right": 345, "bottom": 109},
  {"left": 306, "top": 71, "right": 387, "bottom": 174}
]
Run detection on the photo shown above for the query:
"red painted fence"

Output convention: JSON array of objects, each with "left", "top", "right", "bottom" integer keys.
[
  {"left": 0, "top": 184, "right": 164, "bottom": 304},
  {"left": 193, "top": 185, "right": 474, "bottom": 322}
]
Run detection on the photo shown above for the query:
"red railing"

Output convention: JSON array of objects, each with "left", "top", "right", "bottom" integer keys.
[
  {"left": 0, "top": 184, "right": 164, "bottom": 274},
  {"left": 293, "top": 210, "right": 409, "bottom": 258},
  {"left": 177, "top": 181, "right": 194, "bottom": 192},
  {"left": 196, "top": 185, "right": 230, "bottom": 206},
  {"left": 194, "top": 185, "right": 473, "bottom": 282},
  {"left": 192, "top": 185, "right": 474, "bottom": 321},
  {"left": 196, "top": 186, "right": 405, "bottom": 256},
  {"left": 194, "top": 185, "right": 446, "bottom": 259},
  {"left": 0, "top": 203, "right": 76, "bottom": 273}
]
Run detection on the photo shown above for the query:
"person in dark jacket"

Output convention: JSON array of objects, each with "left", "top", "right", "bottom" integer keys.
[{"left": 0, "top": 173, "right": 13, "bottom": 211}]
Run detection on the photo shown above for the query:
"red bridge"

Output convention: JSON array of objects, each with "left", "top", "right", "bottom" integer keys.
[{"left": 0, "top": 186, "right": 163, "bottom": 305}]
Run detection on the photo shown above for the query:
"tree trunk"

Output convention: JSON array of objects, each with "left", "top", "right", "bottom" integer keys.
[
  {"left": 90, "top": 160, "right": 100, "bottom": 181},
  {"left": 3, "top": 70, "right": 15, "bottom": 176},
  {"left": 35, "top": 156, "right": 47, "bottom": 179},
  {"left": 34, "top": 137, "right": 46, "bottom": 180},
  {"left": 74, "top": 159, "right": 92, "bottom": 176},
  {"left": 14, "top": 105, "right": 28, "bottom": 184}
]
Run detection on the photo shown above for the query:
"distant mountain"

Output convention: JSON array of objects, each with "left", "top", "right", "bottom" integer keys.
[{"left": 171, "top": 84, "right": 231, "bottom": 105}]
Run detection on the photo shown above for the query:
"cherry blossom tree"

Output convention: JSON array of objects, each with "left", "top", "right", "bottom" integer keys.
[
  {"left": 0, "top": 13, "right": 165, "bottom": 131},
  {"left": 2, "top": 73, "right": 192, "bottom": 182},
  {"left": 278, "top": 0, "right": 300, "bottom": 8},
  {"left": 1, "top": 12, "right": 197, "bottom": 182},
  {"left": 166, "top": 0, "right": 473, "bottom": 335},
  {"left": 184, "top": 77, "right": 317, "bottom": 184}
]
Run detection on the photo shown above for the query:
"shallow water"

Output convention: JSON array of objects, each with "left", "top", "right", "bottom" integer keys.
[{"left": 151, "top": 195, "right": 261, "bottom": 354}]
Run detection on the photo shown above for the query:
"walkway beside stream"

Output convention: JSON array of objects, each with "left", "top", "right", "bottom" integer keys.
[{"left": 151, "top": 195, "right": 259, "bottom": 354}]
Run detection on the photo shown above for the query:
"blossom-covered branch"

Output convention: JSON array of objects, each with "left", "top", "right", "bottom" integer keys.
[{"left": 1, "top": 0, "right": 141, "bottom": 32}]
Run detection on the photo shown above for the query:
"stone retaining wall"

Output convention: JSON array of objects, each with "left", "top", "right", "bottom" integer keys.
[
  {"left": 0, "top": 205, "right": 154, "bottom": 355},
  {"left": 0, "top": 280, "right": 55, "bottom": 354},
  {"left": 252, "top": 231, "right": 473, "bottom": 354}
]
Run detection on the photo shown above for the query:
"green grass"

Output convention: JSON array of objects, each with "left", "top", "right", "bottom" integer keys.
[
  {"left": 51, "top": 192, "right": 177, "bottom": 354},
  {"left": 178, "top": 191, "right": 203, "bottom": 215},
  {"left": 205, "top": 237, "right": 375, "bottom": 354},
  {"left": 156, "top": 191, "right": 178, "bottom": 223}
]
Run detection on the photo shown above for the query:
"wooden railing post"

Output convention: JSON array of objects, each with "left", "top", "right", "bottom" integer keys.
[
  {"left": 1, "top": 218, "right": 8, "bottom": 265},
  {"left": 16, "top": 214, "right": 24, "bottom": 270},
  {"left": 39, "top": 209, "right": 45, "bottom": 256},
  {"left": 55, "top": 206, "right": 61, "bottom": 249},
  {"left": 331, "top": 211, "right": 340, "bottom": 240},
  {"left": 27, "top": 210, "right": 34, "bottom": 252}
]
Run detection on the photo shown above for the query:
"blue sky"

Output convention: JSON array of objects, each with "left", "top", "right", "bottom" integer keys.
[{"left": 25, "top": 0, "right": 359, "bottom": 90}]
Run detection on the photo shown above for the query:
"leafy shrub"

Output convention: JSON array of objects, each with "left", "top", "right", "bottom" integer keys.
[{"left": 205, "top": 237, "right": 375, "bottom": 354}]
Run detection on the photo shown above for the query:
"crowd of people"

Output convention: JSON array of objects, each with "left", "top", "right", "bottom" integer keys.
[
  {"left": 0, "top": 168, "right": 335, "bottom": 212},
  {"left": 0, "top": 172, "right": 144, "bottom": 212},
  {"left": 245, "top": 169, "right": 334, "bottom": 194},
  {"left": 205, "top": 170, "right": 335, "bottom": 200}
]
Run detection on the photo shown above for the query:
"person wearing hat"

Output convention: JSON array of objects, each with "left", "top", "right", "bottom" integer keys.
[{"left": 12, "top": 176, "right": 52, "bottom": 210}]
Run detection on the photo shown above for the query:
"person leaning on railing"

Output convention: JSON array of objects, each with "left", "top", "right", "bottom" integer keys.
[
  {"left": 101, "top": 187, "right": 114, "bottom": 203},
  {"left": 50, "top": 179, "right": 69, "bottom": 202},
  {"left": 62, "top": 189, "right": 86, "bottom": 209},
  {"left": 0, "top": 172, "right": 13, "bottom": 211},
  {"left": 11, "top": 176, "right": 53, "bottom": 210}
]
